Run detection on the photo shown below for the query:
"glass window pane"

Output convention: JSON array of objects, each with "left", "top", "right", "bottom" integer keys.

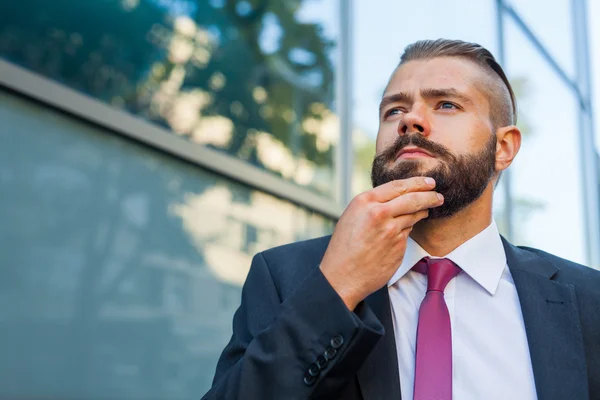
[
  {"left": 0, "top": 89, "right": 334, "bottom": 399},
  {"left": 506, "top": 0, "right": 575, "bottom": 79},
  {"left": 590, "top": 0, "right": 600, "bottom": 154},
  {"left": 505, "top": 18, "right": 586, "bottom": 264},
  {"left": 0, "top": 0, "right": 340, "bottom": 196}
]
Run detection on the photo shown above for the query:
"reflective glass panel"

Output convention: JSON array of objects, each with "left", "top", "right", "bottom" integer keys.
[
  {"left": 505, "top": 18, "right": 586, "bottom": 264},
  {"left": 0, "top": 89, "right": 334, "bottom": 399},
  {"left": 0, "top": 0, "right": 340, "bottom": 196},
  {"left": 506, "top": 0, "right": 575, "bottom": 79},
  {"left": 589, "top": 0, "right": 600, "bottom": 153}
]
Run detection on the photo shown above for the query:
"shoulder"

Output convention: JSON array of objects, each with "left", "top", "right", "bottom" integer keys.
[
  {"left": 258, "top": 235, "right": 332, "bottom": 295},
  {"left": 261, "top": 235, "right": 332, "bottom": 263},
  {"left": 517, "top": 245, "right": 600, "bottom": 292}
]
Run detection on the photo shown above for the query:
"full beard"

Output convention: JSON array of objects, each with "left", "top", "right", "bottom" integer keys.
[{"left": 371, "top": 133, "right": 497, "bottom": 219}]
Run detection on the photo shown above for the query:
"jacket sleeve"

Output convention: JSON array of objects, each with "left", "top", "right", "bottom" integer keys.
[{"left": 201, "top": 252, "right": 385, "bottom": 399}]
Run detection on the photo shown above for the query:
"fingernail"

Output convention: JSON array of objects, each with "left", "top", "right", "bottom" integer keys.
[
  {"left": 437, "top": 193, "right": 444, "bottom": 201},
  {"left": 425, "top": 177, "right": 435, "bottom": 186}
]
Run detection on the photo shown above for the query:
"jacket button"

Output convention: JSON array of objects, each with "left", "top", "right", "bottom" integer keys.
[
  {"left": 330, "top": 334, "right": 344, "bottom": 349},
  {"left": 324, "top": 346, "right": 337, "bottom": 361},
  {"left": 308, "top": 363, "right": 320, "bottom": 377},
  {"left": 316, "top": 354, "right": 328, "bottom": 370},
  {"left": 303, "top": 372, "right": 317, "bottom": 386}
]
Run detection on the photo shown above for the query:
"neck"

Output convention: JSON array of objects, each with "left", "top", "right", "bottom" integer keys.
[{"left": 410, "top": 185, "right": 494, "bottom": 256}]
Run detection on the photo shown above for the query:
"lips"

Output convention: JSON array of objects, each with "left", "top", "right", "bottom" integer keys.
[{"left": 396, "top": 147, "right": 433, "bottom": 159}]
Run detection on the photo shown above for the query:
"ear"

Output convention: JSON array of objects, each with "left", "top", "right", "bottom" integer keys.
[{"left": 494, "top": 125, "right": 521, "bottom": 172}]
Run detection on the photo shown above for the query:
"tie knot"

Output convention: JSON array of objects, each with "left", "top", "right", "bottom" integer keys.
[{"left": 413, "top": 257, "right": 461, "bottom": 292}]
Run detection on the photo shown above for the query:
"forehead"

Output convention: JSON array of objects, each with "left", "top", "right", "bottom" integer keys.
[{"left": 385, "top": 57, "right": 490, "bottom": 106}]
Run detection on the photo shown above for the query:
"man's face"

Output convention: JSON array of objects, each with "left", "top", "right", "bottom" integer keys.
[{"left": 372, "top": 57, "right": 498, "bottom": 219}]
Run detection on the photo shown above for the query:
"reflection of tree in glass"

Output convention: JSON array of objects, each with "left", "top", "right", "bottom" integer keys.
[
  {"left": 0, "top": 1, "right": 336, "bottom": 396},
  {"left": 0, "top": 0, "right": 338, "bottom": 195},
  {"left": 0, "top": 87, "right": 335, "bottom": 398},
  {"left": 0, "top": 111, "right": 218, "bottom": 397}
]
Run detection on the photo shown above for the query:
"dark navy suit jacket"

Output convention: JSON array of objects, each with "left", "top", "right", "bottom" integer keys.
[{"left": 202, "top": 235, "right": 600, "bottom": 399}]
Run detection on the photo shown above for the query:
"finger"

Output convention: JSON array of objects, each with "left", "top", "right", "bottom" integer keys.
[
  {"left": 386, "top": 191, "right": 443, "bottom": 217},
  {"left": 371, "top": 176, "right": 436, "bottom": 203},
  {"left": 395, "top": 209, "right": 430, "bottom": 230},
  {"left": 397, "top": 225, "right": 414, "bottom": 241}
]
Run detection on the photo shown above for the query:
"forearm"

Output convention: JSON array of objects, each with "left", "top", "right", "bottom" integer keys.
[{"left": 203, "top": 255, "right": 384, "bottom": 399}]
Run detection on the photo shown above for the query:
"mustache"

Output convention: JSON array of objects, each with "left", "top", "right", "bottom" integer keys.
[{"left": 379, "top": 134, "right": 455, "bottom": 162}]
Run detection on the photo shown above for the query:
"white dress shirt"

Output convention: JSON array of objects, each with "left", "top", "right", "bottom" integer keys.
[{"left": 387, "top": 220, "right": 538, "bottom": 399}]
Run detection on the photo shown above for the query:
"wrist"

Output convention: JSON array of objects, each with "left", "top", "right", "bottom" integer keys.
[{"left": 319, "top": 263, "right": 362, "bottom": 311}]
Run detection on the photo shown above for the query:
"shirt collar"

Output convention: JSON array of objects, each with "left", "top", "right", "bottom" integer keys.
[{"left": 387, "top": 219, "right": 507, "bottom": 295}]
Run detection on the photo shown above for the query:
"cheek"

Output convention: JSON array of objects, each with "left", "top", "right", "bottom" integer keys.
[
  {"left": 430, "top": 116, "right": 490, "bottom": 153},
  {"left": 375, "top": 126, "right": 398, "bottom": 153}
]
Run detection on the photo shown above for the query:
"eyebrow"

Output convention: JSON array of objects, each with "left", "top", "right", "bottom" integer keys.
[{"left": 379, "top": 88, "right": 474, "bottom": 115}]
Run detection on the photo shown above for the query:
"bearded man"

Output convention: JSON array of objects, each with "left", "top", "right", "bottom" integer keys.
[{"left": 202, "top": 39, "right": 600, "bottom": 400}]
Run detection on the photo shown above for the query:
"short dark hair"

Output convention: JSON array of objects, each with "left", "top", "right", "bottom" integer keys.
[{"left": 398, "top": 39, "right": 517, "bottom": 128}]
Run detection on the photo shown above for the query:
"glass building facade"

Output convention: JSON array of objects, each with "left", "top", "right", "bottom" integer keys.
[{"left": 0, "top": 0, "right": 597, "bottom": 398}]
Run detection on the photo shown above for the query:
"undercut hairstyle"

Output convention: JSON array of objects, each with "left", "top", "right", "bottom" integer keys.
[{"left": 397, "top": 39, "right": 517, "bottom": 128}]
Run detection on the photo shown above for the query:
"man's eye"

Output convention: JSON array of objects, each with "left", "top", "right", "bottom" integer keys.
[
  {"left": 439, "top": 102, "right": 458, "bottom": 110},
  {"left": 385, "top": 108, "right": 403, "bottom": 117}
]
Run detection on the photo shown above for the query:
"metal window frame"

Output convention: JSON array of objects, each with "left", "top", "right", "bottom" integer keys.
[
  {"left": 497, "top": 0, "right": 600, "bottom": 267},
  {"left": 501, "top": 2, "right": 585, "bottom": 106},
  {"left": 0, "top": 59, "right": 344, "bottom": 220},
  {"left": 337, "top": 0, "right": 354, "bottom": 207}
]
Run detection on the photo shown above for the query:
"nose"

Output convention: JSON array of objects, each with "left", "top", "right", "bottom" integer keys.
[{"left": 398, "top": 105, "right": 431, "bottom": 137}]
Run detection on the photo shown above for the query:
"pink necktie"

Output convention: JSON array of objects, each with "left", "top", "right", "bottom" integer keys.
[{"left": 412, "top": 257, "right": 462, "bottom": 400}]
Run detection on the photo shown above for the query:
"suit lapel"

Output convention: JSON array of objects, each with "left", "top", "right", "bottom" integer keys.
[
  {"left": 357, "top": 287, "right": 402, "bottom": 400},
  {"left": 503, "top": 238, "right": 589, "bottom": 400}
]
